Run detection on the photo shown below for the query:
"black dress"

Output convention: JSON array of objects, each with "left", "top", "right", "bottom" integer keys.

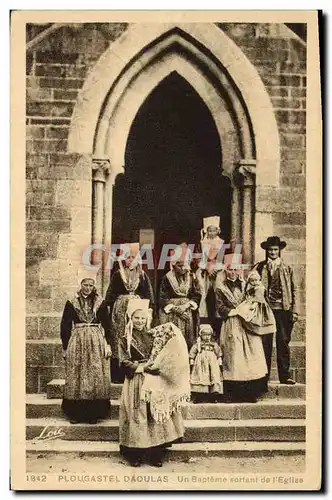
[
  {"left": 60, "top": 291, "right": 112, "bottom": 422},
  {"left": 105, "top": 268, "right": 155, "bottom": 382}
]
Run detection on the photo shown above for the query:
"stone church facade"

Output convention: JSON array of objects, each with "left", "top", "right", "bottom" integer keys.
[{"left": 26, "top": 22, "right": 306, "bottom": 393}]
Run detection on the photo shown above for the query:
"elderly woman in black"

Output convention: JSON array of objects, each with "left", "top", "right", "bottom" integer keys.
[{"left": 60, "top": 269, "right": 112, "bottom": 424}]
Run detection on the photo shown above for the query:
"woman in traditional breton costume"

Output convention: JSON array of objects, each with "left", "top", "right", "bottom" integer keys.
[
  {"left": 159, "top": 244, "right": 201, "bottom": 350},
  {"left": 196, "top": 216, "right": 225, "bottom": 331},
  {"left": 60, "top": 269, "right": 112, "bottom": 423},
  {"left": 119, "top": 299, "right": 189, "bottom": 467},
  {"left": 216, "top": 255, "right": 268, "bottom": 403},
  {"left": 105, "top": 243, "right": 155, "bottom": 383}
]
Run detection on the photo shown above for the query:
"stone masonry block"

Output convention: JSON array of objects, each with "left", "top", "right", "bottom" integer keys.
[
  {"left": 26, "top": 341, "right": 54, "bottom": 366},
  {"left": 280, "top": 133, "right": 305, "bottom": 149},
  {"left": 291, "top": 88, "right": 306, "bottom": 98},
  {"left": 51, "top": 287, "right": 78, "bottom": 307},
  {"left": 266, "top": 87, "right": 289, "bottom": 98},
  {"left": 57, "top": 233, "right": 92, "bottom": 261},
  {"left": 55, "top": 180, "right": 91, "bottom": 208},
  {"left": 53, "top": 343, "right": 65, "bottom": 366},
  {"left": 292, "top": 319, "right": 306, "bottom": 342},
  {"left": 273, "top": 212, "right": 306, "bottom": 225},
  {"left": 36, "top": 166, "right": 79, "bottom": 181},
  {"left": 26, "top": 366, "right": 39, "bottom": 393},
  {"left": 281, "top": 160, "right": 305, "bottom": 175},
  {"left": 27, "top": 101, "right": 75, "bottom": 118},
  {"left": 256, "top": 187, "right": 306, "bottom": 213},
  {"left": 26, "top": 126, "right": 45, "bottom": 139},
  {"left": 275, "top": 225, "right": 306, "bottom": 239},
  {"left": 32, "top": 140, "right": 67, "bottom": 154},
  {"left": 35, "top": 51, "right": 80, "bottom": 65},
  {"left": 26, "top": 285, "right": 53, "bottom": 300},
  {"left": 49, "top": 153, "right": 81, "bottom": 168},
  {"left": 26, "top": 220, "right": 71, "bottom": 234},
  {"left": 53, "top": 89, "right": 78, "bottom": 101},
  {"left": 26, "top": 316, "right": 39, "bottom": 339},
  {"left": 26, "top": 86, "right": 53, "bottom": 102},
  {"left": 280, "top": 175, "right": 306, "bottom": 188},
  {"left": 272, "top": 98, "right": 301, "bottom": 110},
  {"left": 46, "top": 127, "right": 69, "bottom": 139},
  {"left": 26, "top": 153, "right": 49, "bottom": 169},
  {"left": 26, "top": 299, "right": 53, "bottom": 315},
  {"left": 26, "top": 233, "right": 59, "bottom": 248},
  {"left": 272, "top": 344, "right": 305, "bottom": 370},
  {"left": 39, "top": 366, "right": 65, "bottom": 393},
  {"left": 39, "top": 316, "right": 62, "bottom": 339},
  {"left": 294, "top": 369, "right": 306, "bottom": 384},
  {"left": 29, "top": 206, "right": 70, "bottom": 221},
  {"left": 26, "top": 191, "right": 56, "bottom": 206},
  {"left": 70, "top": 207, "right": 92, "bottom": 234},
  {"left": 39, "top": 77, "right": 84, "bottom": 90},
  {"left": 281, "top": 148, "right": 306, "bottom": 162},
  {"left": 40, "top": 260, "right": 77, "bottom": 286}
]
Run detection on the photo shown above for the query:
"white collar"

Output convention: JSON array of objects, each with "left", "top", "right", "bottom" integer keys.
[{"left": 268, "top": 257, "right": 281, "bottom": 267}]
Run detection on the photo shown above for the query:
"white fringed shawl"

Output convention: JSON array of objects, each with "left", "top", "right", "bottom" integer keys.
[{"left": 140, "top": 323, "right": 190, "bottom": 423}]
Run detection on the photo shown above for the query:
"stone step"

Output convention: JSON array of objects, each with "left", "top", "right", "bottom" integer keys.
[
  {"left": 46, "top": 379, "right": 306, "bottom": 400},
  {"left": 26, "top": 394, "right": 306, "bottom": 420},
  {"left": 26, "top": 417, "right": 305, "bottom": 442},
  {"left": 26, "top": 440, "right": 306, "bottom": 459},
  {"left": 26, "top": 340, "right": 306, "bottom": 393}
]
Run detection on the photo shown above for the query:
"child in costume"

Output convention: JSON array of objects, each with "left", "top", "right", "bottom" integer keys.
[{"left": 189, "top": 324, "right": 223, "bottom": 403}]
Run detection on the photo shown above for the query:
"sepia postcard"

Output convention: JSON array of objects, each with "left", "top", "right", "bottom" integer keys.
[{"left": 11, "top": 10, "right": 322, "bottom": 491}]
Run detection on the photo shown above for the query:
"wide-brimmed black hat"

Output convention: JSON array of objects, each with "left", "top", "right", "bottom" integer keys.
[{"left": 260, "top": 236, "right": 287, "bottom": 250}]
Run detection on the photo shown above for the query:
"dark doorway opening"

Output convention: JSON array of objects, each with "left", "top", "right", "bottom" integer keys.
[{"left": 112, "top": 71, "right": 232, "bottom": 292}]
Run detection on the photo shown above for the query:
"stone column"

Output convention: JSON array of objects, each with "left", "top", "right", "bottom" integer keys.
[
  {"left": 92, "top": 158, "right": 110, "bottom": 291},
  {"left": 231, "top": 185, "right": 241, "bottom": 246},
  {"left": 234, "top": 159, "right": 256, "bottom": 265}
]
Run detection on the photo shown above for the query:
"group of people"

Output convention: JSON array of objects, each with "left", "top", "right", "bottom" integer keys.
[{"left": 60, "top": 215, "right": 298, "bottom": 467}]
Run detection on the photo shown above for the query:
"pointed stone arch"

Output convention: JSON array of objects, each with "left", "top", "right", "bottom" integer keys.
[{"left": 67, "top": 22, "right": 280, "bottom": 285}]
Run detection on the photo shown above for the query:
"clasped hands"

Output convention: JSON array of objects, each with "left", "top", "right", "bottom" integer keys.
[
  {"left": 136, "top": 361, "right": 160, "bottom": 376},
  {"left": 173, "top": 303, "right": 191, "bottom": 321}
]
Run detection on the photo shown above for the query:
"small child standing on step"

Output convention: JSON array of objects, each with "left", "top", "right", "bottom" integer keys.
[{"left": 189, "top": 324, "right": 223, "bottom": 403}]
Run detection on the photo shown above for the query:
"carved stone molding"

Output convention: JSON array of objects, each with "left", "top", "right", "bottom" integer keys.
[
  {"left": 92, "top": 158, "right": 111, "bottom": 183},
  {"left": 234, "top": 159, "right": 257, "bottom": 186}
]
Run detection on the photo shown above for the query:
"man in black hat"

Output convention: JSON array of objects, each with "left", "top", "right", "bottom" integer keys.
[{"left": 254, "top": 236, "right": 299, "bottom": 385}]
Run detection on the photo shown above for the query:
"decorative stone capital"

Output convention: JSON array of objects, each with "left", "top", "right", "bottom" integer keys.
[
  {"left": 92, "top": 158, "right": 111, "bottom": 183},
  {"left": 234, "top": 159, "right": 256, "bottom": 187}
]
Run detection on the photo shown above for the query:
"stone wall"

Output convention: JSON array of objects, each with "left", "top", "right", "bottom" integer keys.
[{"left": 26, "top": 23, "right": 306, "bottom": 392}]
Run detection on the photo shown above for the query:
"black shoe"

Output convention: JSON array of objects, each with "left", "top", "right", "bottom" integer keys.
[
  {"left": 280, "top": 378, "right": 296, "bottom": 385},
  {"left": 88, "top": 419, "right": 98, "bottom": 424},
  {"left": 129, "top": 459, "right": 141, "bottom": 467},
  {"left": 244, "top": 396, "right": 258, "bottom": 403},
  {"left": 150, "top": 458, "right": 163, "bottom": 467},
  {"left": 149, "top": 450, "right": 164, "bottom": 467},
  {"left": 70, "top": 419, "right": 79, "bottom": 424}
]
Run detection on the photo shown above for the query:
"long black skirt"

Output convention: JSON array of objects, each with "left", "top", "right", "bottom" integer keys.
[
  {"left": 223, "top": 377, "right": 267, "bottom": 403},
  {"left": 62, "top": 399, "right": 111, "bottom": 422}
]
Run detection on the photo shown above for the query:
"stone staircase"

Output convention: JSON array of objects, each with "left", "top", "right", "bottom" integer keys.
[{"left": 26, "top": 380, "right": 306, "bottom": 459}]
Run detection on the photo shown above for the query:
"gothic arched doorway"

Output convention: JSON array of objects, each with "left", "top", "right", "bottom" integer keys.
[
  {"left": 112, "top": 72, "right": 232, "bottom": 292},
  {"left": 68, "top": 23, "right": 280, "bottom": 293}
]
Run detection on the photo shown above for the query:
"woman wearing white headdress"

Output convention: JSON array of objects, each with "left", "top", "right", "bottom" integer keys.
[
  {"left": 159, "top": 242, "right": 201, "bottom": 350},
  {"left": 217, "top": 256, "right": 268, "bottom": 403},
  {"left": 60, "top": 267, "right": 112, "bottom": 424},
  {"left": 196, "top": 216, "right": 225, "bottom": 325},
  {"left": 119, "top": 299, "right": 189, "bottom": 467},
  {"left": 105, "top": 243, "right": 155, "bottom": 383}
]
